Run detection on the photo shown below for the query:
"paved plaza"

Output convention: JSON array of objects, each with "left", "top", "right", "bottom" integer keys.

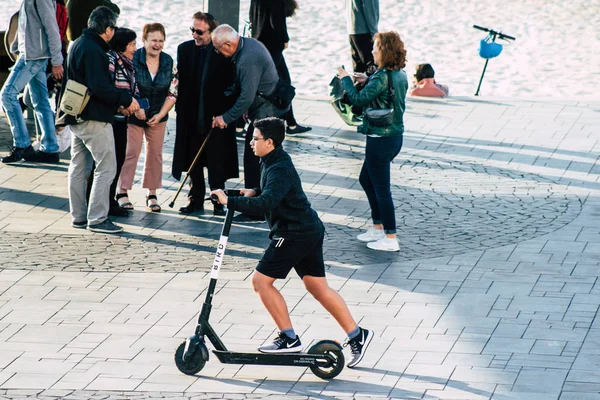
[{"left": 0, "top": 96, "right": 599, "bottom": 399}]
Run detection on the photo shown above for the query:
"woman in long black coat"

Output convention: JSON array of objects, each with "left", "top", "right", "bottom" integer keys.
[{"left": 172, "top": 13, "right": 238, "bottom": 215}]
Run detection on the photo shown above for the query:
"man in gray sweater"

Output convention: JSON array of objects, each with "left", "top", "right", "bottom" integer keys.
[
  {"left": 211, "top": 24, "right": 287, "bottom": 223},
  {"left": 1, "top": 0, "right": 64, "bottom": 164},
  {"left": 346, "top": 0, "right": 379, "bottom": 73}
]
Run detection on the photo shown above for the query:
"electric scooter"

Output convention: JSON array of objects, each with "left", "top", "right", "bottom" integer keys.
[{"left": 174, "top": 190, "right": 345, "bottom": 380}]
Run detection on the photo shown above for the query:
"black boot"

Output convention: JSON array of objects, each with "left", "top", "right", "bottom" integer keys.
[{"left": 179, "top": 198, "right": 204, "bottom": 214}]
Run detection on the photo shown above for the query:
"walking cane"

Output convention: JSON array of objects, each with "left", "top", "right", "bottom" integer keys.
[{"left": 168, "top": 128, "right": 214, "bottom": 208}]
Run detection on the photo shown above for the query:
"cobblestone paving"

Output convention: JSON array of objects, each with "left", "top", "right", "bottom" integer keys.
[
  {"left": 1, "top": 98, "right": 599, "bottom": 399},
  {"left": 0, "top": 104, "right": 583, "bottom": 272}
]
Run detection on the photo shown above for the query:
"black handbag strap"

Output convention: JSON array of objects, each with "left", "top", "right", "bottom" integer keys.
[{"left": 386, "top": 70, "right": 395, "bottom": 109}]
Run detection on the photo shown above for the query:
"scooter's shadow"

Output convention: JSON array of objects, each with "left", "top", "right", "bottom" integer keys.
[{"left": 193, "top": 373, "right": 417, "bottom": 398}]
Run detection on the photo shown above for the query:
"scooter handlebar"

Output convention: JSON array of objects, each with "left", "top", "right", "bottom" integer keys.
[
  {"left": 473, "top": 25, "right": 516, "bottom": 41},
  {"left": 205, "top": 190, "right": 243, "bottom": 202}
]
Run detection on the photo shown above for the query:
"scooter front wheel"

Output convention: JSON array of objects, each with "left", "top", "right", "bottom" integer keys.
[
  {"left": 174, "top": 340, "right": 207, "bottom": 375},
  {"left": 308, "top": 341, "right": 345, "bottom": 380}
]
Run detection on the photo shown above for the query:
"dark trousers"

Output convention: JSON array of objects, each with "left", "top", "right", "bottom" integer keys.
[
  {"left": 359, "top": 135, "right": 403, "bottom": 234},
  {"left": 86, "top": 119, "right": 127, "bottom": 208},
  {"left": 349, "top": 33, "right": 374, "bottom": 73},
  {"left": 269, "top": 50, "right": 297, "bottom": 127},
  {"left": 188, "top": 167, "right": 225, "bottom": 201},
  {"left": 244, "top": 122, "right": 261, "bottom": 189},
  {"left": 109, "top": 120, "right": 128, "bottom": 207}
]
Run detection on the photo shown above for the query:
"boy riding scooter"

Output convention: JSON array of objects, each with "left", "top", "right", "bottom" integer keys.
[{"left": 210, "top": 117, "right": 373, "bottom": 368}]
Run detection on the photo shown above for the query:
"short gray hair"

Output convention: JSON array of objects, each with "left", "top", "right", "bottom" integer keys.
[
  {"left": 211, "top": 24, "right": 239, "bottom": 45},
  {"left": 87, "top": 6, "right": 117, "bottom": 35}
]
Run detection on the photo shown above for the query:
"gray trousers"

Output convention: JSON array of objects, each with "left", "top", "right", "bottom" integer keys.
[{"left": 68, "top": 121, "right": 116, "bottom": 225}]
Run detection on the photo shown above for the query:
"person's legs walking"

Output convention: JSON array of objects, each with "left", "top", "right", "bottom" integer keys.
[
  {"left": 271, "top": 52, "right": 310, "bottom": 134},
  {"left": 109, "top": 120, "right": 128, "bottom": 216},
  {"left": 68, "top": 123, "right": 94, "bottom": 226},
  {"left": 349, "top": 34, "right": 374, "bottom": 74},
  {"left": 0, "top": 56, "right": 44, "bottom": 162},
  {"left": 142, "top": 122, "right": 166, "bottom": 212},
  {"left": 364, "top": 136, "right": 403, "bottom": 251},
  {"left": 117, "top": 124, "right": 144, "bottom": 208},
  {"left": 357, "top": 144, "right": 385, "bottom": 242},
  {"left": 27, "top": 64, "right": 58, "bottom": 156},
  {"left": 84, "top": 122, "right": 117, "bottom": 227}
]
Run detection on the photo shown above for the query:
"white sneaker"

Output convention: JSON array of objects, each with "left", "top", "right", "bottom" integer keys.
[
  {"left": 357, "top": 227, "right": 385, "bottom": 242},
  {"left": 367, "top": 237, "right": 400, "bottom": 252}
]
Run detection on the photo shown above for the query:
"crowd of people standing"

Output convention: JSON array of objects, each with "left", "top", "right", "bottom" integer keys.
[{"left": 0, "top": 0, "right": 418, "bottom": 252}]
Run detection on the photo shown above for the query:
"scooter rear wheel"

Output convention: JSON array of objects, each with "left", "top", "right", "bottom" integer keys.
[
  {"left": 174, "top": 340, "right": 206, "bottom": 375},
  {"left": 308, "top": 341, "right": 345, "bottom": 380}
]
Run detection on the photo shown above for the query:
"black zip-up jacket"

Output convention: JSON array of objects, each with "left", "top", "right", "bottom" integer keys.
[
  {"left": 64, "top": 29, "right": 133, "bottom": 125},
  {"left": 227, "top": 146, "right": 324, "bottom": 240}
]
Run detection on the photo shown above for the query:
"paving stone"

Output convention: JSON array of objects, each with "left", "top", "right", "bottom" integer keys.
[{"left": 0, "top": 98, "right": 598, "bottom": 398}]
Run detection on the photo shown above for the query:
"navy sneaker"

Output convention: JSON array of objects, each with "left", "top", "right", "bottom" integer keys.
[
  {"left": 87, "top": 219, "right": 124, "bottom": 234},
  {"left": 345, "top": 327, "right": 374, "bottom": 368},
  {"left": 71, "top": 220, "right": 87, "bottom": 229},
  {"left": 258, "top": 332, "right": 303, "bottom": 353}
]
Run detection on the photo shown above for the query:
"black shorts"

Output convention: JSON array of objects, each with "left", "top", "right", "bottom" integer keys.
[{"left": 256, "top": 231, "right": 326, "bottom": 279}]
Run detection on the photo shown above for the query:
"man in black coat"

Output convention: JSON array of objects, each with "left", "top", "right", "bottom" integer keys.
[{"left": 172, "top": 12, "right": 238, "bottom": 215}]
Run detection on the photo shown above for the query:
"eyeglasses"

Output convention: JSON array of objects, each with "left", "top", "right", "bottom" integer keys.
[
  {"left": 251, "top": 136, "right": 266, "bottom": 142},
  {"left": 214, "top": 41, "right": 228, "bottom": 53},
  {"left": 190, "top": 27, "right": 205, "bottom": 36}
]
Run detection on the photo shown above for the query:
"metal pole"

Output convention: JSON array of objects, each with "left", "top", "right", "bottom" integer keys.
[
  {"left": 207, "top": 0, "right": 240, "bottom": 31},
  {"left": 474, "top": 59, "right": 489, "bottom": 96}
]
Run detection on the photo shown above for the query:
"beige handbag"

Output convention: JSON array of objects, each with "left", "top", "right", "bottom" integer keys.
[{"left": 59, "top": 79, "right": 90, "bottom": 116}]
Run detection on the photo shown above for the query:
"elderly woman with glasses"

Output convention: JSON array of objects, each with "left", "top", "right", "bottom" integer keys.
[{"left": 117, "top": 22, "right": 178, "bottom": 212}]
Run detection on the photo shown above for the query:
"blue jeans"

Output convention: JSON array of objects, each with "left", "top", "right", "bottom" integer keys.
[
  {"left": 0, "top": 55, "right": 58, "bottom": 153},
  {"left": 359, "top": 135, "right": 403, "bottom": 234}
]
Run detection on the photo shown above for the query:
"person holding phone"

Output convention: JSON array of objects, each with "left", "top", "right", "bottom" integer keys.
[
  {"left": 117, "top": 22, "right": 178, "bottom": 212},
  {"left": 336, "top": 31, "right": 408, "bottom": 252}
]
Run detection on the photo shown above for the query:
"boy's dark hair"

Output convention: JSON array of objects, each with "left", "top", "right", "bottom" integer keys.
[
  {"left": 109, "top": 27, "right": 136, "bottom": 53},
  {"left": 254, "top": 117, "right": 285, "bottom": 148},
  {"left": 87, "top": 6, "right": 117, "bottom": 36},
  {"left": 415, "top": 63, "right": 435, "bottom": 82}
]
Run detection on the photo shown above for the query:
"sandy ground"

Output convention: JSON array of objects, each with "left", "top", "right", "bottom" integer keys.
[{"left": 2, "top": 0, "right": 599, "bottom": 99}]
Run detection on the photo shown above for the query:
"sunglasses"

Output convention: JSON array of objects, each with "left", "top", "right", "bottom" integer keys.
[{"left": 190, "top": 27, "right": 206, "bottom": 35}]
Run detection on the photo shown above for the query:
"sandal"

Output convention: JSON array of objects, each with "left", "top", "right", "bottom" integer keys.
[
  {"left": 116, "top": 193, "right": 134, "bottom": 210},
  {"left": 146, "top": 194, "right": 161, "bottom": 213}
]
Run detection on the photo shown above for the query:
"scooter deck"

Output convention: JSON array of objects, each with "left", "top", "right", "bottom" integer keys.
[{"left": 213, "top": 350, "right": 335, "bottom": 367}]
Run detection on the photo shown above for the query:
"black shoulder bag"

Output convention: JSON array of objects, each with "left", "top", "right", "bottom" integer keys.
[
  {"left": 363, "top": 70, "right": 395, "bottom": 128},
  {"left": 258, "top": 79, "right": 296, "bottom": 110}
]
